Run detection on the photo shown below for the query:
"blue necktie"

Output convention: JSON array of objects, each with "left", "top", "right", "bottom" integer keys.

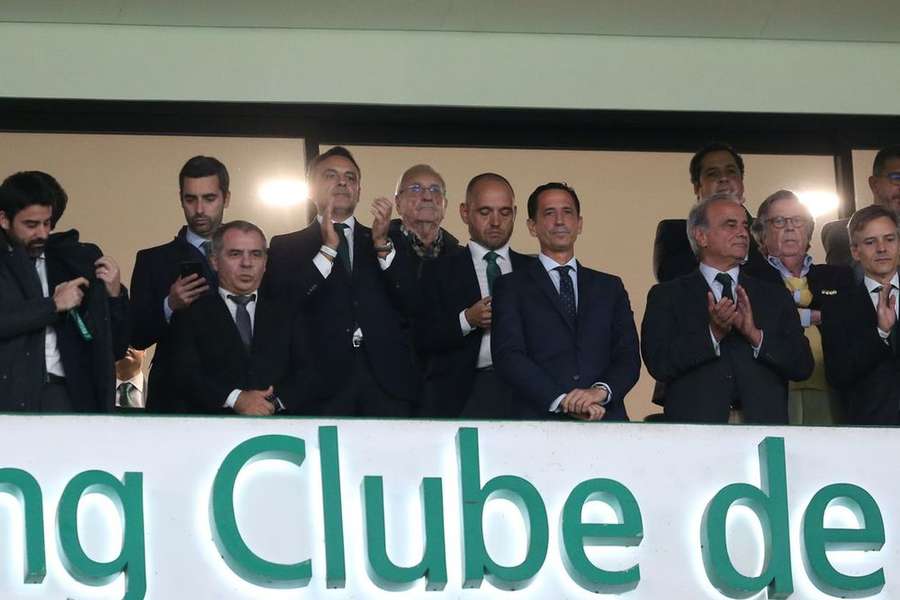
[{"left": 554, "top": 265, "right": 576, "bottom": 323}]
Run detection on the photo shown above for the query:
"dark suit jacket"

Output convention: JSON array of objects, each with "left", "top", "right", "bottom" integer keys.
[
  {"left": 416, "top": 246, "right": 532, "bottom": 417},
  {"left": 0, "top": 228, "right": 128, "bottom": 412},
  {"left": 653, "top": 207, "right": 769, "bottom": 283},
  {"left": 742, "top": 260, "right": 855, "bottom": 313},
  {"left": 641, "top": 269, "right": 814, "bottom": 423},
  {"left": 389, "top": 218, "right": 462, "bottom": 280},
  {"left": 172, "top": 293, "right": 314, "bottom": 414},
  {"left": 491, "top": 259, "right": 641, "bottom": 420},
  {"left": 821, "top": 281, "right": 900, "bottom": 425},
  {"left": 130, "top": 227, "right": 217, "bottom": 413},
  {"left": 262, "top": 219, "right": 418, "bottom": 415},
  {"left": 822, "top": 218, "right": 852, "bottom": 267}
]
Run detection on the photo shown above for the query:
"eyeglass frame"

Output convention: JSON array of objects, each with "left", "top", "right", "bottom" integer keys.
[
  {"left": 765, "top": 215, "right": 810, "bottom": 229},
  {"left": 397, "top": 183, "right": 446, "bottom": 198}
]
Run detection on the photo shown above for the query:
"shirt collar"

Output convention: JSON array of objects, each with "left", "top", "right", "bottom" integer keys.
[
  {"left": 219, "top": 287, "right": 259, "bottom": 303},
  {"left": 468, "top": 240, "right": 511, "bottom": 262},
  {"left": 766, "top": 254, "right": 812, "bottom": 278},
  {"left": 185, "top": 227, "right": 210, "bottom": 250},
  {"left": 316, "top": 214, "right": 356, "bottom": 231},
  {"left": 538, "top": 253, "right": 577, "bottom": 273},
  {"left": 864, "top": 273, "right": 900, "bottom": 294},
  {"left": 699, "top": 262, "right": 741, "bottom": 288},
  {"left": 116, "top": 373, "right": 144, "bottom": 393}
]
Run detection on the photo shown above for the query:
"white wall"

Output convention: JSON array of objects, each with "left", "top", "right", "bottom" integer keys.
[{"left": 1, "top": 22, "right": 899, "bottom": 114}]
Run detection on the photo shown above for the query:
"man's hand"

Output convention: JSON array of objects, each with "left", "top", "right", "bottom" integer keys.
[
  {"left": 464, "top": 297, "right": 492, "bottom": 329},
  {"left": 876, "top": 284, "right": 897, "bottom": 333},
  {"left": 561, "top": 387, "right": 608, "bottom": 421},
  {"left": 733, "top": 285, "right": 763, "bottom": 347},
  {"left": 707, "top": 291, "right": 737, "bottom": 342},
  {"left": 52, "top": 277, "right": 89, "bottom": 312},
  {"left": 320, "top": 195, "right": 339, "bottom": 250},
  {"left": 371, "top": 196, "right": 393, "bottom": 248},
  {"left": 570, "top": 404, "right": 606, "bottom": 421},
  {"left": 94, "top": 256, "right": 122, "bottom": 297},
  {"left": 233, "top": 386, "right": 275, "bottom": 416},
  {"left": 168, "top": 273, "right": 209, "bottom": 311}
]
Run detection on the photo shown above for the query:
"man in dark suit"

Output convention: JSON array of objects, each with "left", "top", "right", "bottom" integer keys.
[
  {"left": 173, "top": 221, "right": 313, "bottom": 415},
  {"left": 130, "top": 156, "right": 229, "bottom": 412},
  {"left": 0, "top": 176, "right": 128, "bottom": 412},
  {"left": 821, "top": 205, "right": 900, "bottom": 425},
  {"left": 417, "top": 173, "right": 531, "bottom": 418},
  {"left": 263, "top": 146, "right": 418, "bottom": 417},
  {"left": 822, "top": 146, "right": 900, "bottom": 268},
  {"left": 390, "top": 163, "right": 461, "bottom": 279},
  {"left": 641, "top": 195, "right": 814, "bottom": 424},
  {"left": 653, "top": 142, "right": 769, "bottom": 282},
  {"left": 492, "top": 182, "right": 641, "bottom": 421}
]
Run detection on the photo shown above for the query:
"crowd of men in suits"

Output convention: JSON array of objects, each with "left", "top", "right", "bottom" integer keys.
[{"left": 2, "top": 143, "right": 900, "bottom": 425}]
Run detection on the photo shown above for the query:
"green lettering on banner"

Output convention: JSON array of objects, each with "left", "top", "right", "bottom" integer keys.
[
  {"left": 0, "top": 468, "right": 46, "bottom": 584},
  {"left": 319, "top": 426, "right": 346, "bottom": 588},
  {"left": 362, "top": 475, "right": 447, "bottom": 590},
  {"left": 701, "top": 436, "right": 793, "bottom": 599},
  {"left": 457, "top": 427, "right": 549, "bottom": 590},
  {"left": 803, "top": 483, "right": 885, "bottom": 597},
  {"left": 211, "top": 435, "right": 310, "bottom": 588},
  {"left": 561, "top": 478, "right": 643, "bottom": 592},
  {"left": 57, "top": 470, "right": 146, "bottom": 600}
]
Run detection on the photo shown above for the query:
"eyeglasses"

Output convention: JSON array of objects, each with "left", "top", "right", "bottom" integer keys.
[
  {"left": 766, "top": 215, "right": 809, "bottom": 229},
  {"left": 398, "top": 183, "right": 445, "bottom": 198}
]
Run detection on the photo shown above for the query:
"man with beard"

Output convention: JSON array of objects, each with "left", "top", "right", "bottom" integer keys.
[
  {"left": 390, "top": 164, "right": 461, "bottom": 278},
  {"left": 130, "top": 155, "right": 229, "bottom": 412},
  {"left": 0, "top": 176, "right": 128, "bottom": 412},
  {"left": 823, "top": 146, "right": 900, "bottom": 268},
  {"left": 263, "top": 146, "right": 418, "bottom": 416},
  {"left": 416, "top": 173, "right": 532, "bottom": 418}
]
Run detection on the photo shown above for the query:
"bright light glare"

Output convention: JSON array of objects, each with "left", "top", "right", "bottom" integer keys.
[
  {"left": 798, "top": 190, "right": 840, "bottom": 218},
  {"left": 259, "top": 179, "right": 308, "bottom": 207}
]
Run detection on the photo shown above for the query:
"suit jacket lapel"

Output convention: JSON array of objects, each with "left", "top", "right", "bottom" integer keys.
[
  {"left": 461, "top": 248, "right": 483, "bottom": 304},
  {"left": 685, "top": 269, "right": 713, "bottom": 326},
  {"left": 214, "top": 295, "right": 250, "bottom": 357},
  {"left": 3, "top": 247, "right": 43, "bottom": 299},
  {"left": 529, "top": 259, "right": 575, "bottom": 331}
]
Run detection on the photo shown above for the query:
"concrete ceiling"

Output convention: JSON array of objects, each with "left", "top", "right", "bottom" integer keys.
[{"left": 2, "top": 1, "right": 899, "bottom": 44}]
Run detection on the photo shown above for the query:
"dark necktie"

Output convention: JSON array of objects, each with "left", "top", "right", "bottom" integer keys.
[
  {"left": 715, "top": 272, "right": 734, "bottom": 303},
  {"left": 117, "top": 382, "right": 134, "bottom": 408},
  {"left": 228, "top": 294, "right": 255, "bottom": 350},
  {"left": 334, "top": 223, "right": 352, "bottom": 274},
  {"left": 484, "top": 251, "right": 501, "bottom": 296},
  {"left": 201, "top": 240, "right": 212, "bottom": 258},
  {"left": 554, "top": 265, "right": 577, "bottom": 323}
]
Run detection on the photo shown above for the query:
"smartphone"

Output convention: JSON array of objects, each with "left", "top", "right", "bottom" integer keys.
[{"left": 179, "top": 260, "right": 205, "bottom": 280}]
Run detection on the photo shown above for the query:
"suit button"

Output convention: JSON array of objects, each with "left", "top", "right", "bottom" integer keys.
[{"left": 572, "top": 375, "right": 580, "bottom": 381}]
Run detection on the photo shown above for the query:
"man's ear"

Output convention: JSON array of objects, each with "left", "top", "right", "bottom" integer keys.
[
  {"left": 459, "top": 202, "right": 469, "bottom": 225},
  {"left": 223, "top": 191, "right": 231, "bottom": 209},
  {"left": 0, "top": 210, "right": 10, "bottom": 231},
  {"left": 526, "top": 218, "right": 537, "bottom": 238}
]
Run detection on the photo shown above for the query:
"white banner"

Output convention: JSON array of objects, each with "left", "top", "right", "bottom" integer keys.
[{"left": 0, "top": 416, "right": 894, "bottom": 599}]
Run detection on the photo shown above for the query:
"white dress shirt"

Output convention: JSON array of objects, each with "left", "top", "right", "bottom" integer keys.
[
  {"left": 220, "top": 287, "right": 259, "bottom": 409},
  {"left": 34, "top": 254, "right": 65, "bottom": 378},
  {"left": 312, "top": 215, "right": 396, "bottom": 346},
  {"left": 864, "top": 273, "right": 900, "bottom": 340},
  {"left": 458, "top": 241, "right": 513, "bottom": 369},
  {"left": 115, "top": 373, "right": 145, "bottom": 408},
  {"left": 163, "top": 228, "right": 210, "bottom": 323},
  {"left": 698, "top": 262, "right": 763, "bottom": 357},
  {"left": 536, "top": 253, "right": 611, "bottom": 413}
]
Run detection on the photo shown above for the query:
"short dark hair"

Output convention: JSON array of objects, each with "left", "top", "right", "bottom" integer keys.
[
  {"left": 527, "top": 182, "right": 580, "bottom": 220},
  {"left": 466, "top": 172, "right": 514, "bottom": 203},
  {"left": 179, "top": 156, "right": 230, "bottom": 196},
  {"left": 689, "top": 142, "right": 745, "bottom": 185},
  {"left": 2, "top": 171, "right": 68, "bottom": 227},
  {"left": 872, "top": 146, "right": 900, "bottom": 177},
  {"left": 848, "top": 204, "right": 899, "bottom": 243},
  {"left": 210, "top": 220, "right": 267, "bottom": 256},
  {"left": 307, "top": 146, "right": 361, "bottom": 179}
]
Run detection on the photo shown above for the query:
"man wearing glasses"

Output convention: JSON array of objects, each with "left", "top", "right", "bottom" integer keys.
[
  {"left": 391, "top": 164, "right": 461, "bottom": 278},
  {"left": 823, "top": 146, "right": 900, "bottom": 268}
]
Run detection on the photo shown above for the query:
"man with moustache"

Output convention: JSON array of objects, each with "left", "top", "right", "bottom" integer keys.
[
  {"left": 130, "top": 155, "right": 229, "bottom": 413},
  {"left": 822, "top": 205, "right": 900, "bottom": 425},
  {"left": 823, "top": 146, "right": 900, "bottom": 268},
  {"left": 492, "top": 182, "right": 641, "bottom": 421},
  {"left": 416, "top": 173, "right": 531, "bottom": 418},
  {"left": 641, "top": 195, "right": 814, "bottom": 423},
  {"left": 263, "top": 146, "right": 418, "bottom": 416},
  {"left": 0, "top": 178, "right": 127, "bottom": 412},
  {"left": 173, "top": 221, "right": 313, "bottom": 415},
  {"left": 390, "top": 164, "right": 461, "bottom": 278}
]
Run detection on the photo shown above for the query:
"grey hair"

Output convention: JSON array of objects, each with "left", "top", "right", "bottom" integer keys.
[
  {"left": 686, "top": 192, "right": 742, "bottom": 258},
  {"left": 394, "top": 164, "right": 447, "bottom": 197},
  {"left": 751, "top": 189, "right": 814, "bottom": 252},
  {"left": 210, "top": 220, "right": 267, "bottom": 257}
]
